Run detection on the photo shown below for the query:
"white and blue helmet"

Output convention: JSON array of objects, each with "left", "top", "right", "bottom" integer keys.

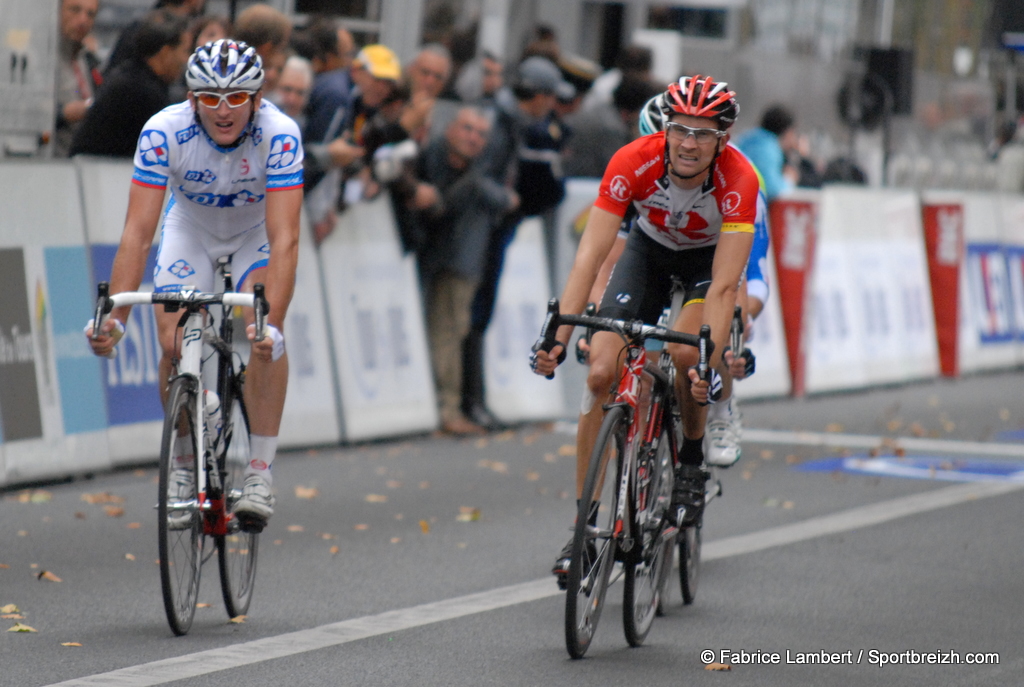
[
  {"left": 638, "top": 94, "right": 666, "bottom": 136},
  {"left": 186, "top": 39, "right": 264, "bottom": 92}
]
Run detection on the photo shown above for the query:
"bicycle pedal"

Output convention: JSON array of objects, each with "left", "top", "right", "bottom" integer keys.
[{"left": 236, "top": 512, "right": 267, "bottom": 533}]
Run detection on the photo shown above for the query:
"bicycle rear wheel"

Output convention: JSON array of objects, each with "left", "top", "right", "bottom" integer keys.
[
  {"left": 158, "top": 376, "right": 203, "bottom": 636},
  {"left": 565, "top": 405, "right": 626, "bottom": 659},
  {"left": 623, "top": 429, "right": 674, "bottom": 646},
  {"left": 218, "top": 378, "right": 258, "bottom": 618},
  {"left": 679, "top": 525, "right": 702, "bottom": 605}
]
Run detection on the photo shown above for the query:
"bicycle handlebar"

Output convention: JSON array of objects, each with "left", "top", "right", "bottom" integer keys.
[
  {"left": 91, "top": 282, "right": 271, "bottom": 343},
  {"left": 532, "top": 298, "right": 714, "bottom": 379}
]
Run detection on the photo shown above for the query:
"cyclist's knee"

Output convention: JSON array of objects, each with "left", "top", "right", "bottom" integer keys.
[
  {"left": 586, "top": 356, "right": 616, "bottom": 396},
  {"left": 666, "top": 342, "right": 698, "bottom": 372}
]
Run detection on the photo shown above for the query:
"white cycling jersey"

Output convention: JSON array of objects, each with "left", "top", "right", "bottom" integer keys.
[{"left": 131, "top": 99, "right": 303, "bottom": 292}]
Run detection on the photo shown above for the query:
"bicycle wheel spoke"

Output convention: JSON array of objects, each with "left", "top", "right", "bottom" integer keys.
[{"left": 218, "top": 383, "right": 259, "bottom": 618}]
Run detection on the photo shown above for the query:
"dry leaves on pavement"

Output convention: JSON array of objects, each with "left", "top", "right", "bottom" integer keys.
[
  {"left": 37, "top": 571, "right": 62, "bottom": 582},
  {"left": 81, "top": 493, "right": 124, "bottom": 505},
  {"left": 8, "top": 623, "right": 37, "bottom": 632},
  {"left": 456, "top": 507, "right": 480, "bottom": 522},
  {"left": 294, "top": 486, "right": 320, "bottom": 499},
  {"left": 364, "top": 494, "right": 388, "bottom": 503},
  {"left": 704, "top": 662, "right": 731, "bottom": 671}
]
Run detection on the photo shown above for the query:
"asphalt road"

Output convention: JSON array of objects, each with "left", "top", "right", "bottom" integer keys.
[{"left": 2, "top": 369, "right": 1024, "bottom": 686}]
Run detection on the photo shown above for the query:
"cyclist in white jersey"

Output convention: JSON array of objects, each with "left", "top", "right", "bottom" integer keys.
[{"left": 87, "top": 39, "right": 302, "bottom": 532}]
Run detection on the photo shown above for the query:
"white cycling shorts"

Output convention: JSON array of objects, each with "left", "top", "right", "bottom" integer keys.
[{"left": 153, "top": 203, "right": 270, "bottom": 294}]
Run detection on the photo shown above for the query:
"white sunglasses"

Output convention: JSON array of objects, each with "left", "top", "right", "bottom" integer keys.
[{"left": 193, "top": 91, "right": 253, "bottom": 109}]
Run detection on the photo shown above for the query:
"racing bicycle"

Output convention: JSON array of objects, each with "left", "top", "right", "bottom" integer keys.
[
  {"left": 534, "top": 293, "right": 722, "bottom": 659},
  {"left": 92, "top": 259, "right": 268, "bottom": 635}
]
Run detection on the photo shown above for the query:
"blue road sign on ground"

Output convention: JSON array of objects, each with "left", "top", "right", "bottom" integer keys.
[{"left": 796, "top": 455, "right": 1024, "bottom": 482}]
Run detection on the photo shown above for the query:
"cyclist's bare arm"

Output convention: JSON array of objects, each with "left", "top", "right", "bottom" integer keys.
[
  {"left": 533, "top": 206, "right": 621, "bottom": 376},
  {"left": 688, "top": 230, "right": 752, "bottom": 400},
  {"left": 87, "top": 183, "right": 166, "bottom": 357},
  {"left": 246, "top": 186, "right": 301, "bottom": 362}
]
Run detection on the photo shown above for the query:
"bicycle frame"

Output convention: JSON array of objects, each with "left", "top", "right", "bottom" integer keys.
[{"left": 93, "top": 283, "right": 266, "bottom": 536}]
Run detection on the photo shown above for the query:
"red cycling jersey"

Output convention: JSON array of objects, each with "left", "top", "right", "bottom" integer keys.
[{"left": 594, "top": 134, "right": 758, "bottom": 251}]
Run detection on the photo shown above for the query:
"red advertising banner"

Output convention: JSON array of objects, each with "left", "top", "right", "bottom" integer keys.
[
  {"left": 921, "top": 203, "right": 962, "bottom": 376},
  {"left": 768, "top": 199, "right": 817, "bottom": 396}
]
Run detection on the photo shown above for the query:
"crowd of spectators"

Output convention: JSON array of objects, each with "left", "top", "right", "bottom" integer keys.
[{"left": 51, "top": 5, "right": 669, "bottom": 435}]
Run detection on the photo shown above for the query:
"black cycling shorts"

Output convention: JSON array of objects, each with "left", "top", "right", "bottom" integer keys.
[{"left": 598, "top": 229, "right": 716, "bottom": 325}]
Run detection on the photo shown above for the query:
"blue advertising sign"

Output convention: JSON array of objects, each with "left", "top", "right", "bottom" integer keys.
[
  {"left": 45, "top": 246, "right": 107, "bottom": 434},
  {"left": 90, "top": 245, "right": 163, "bottom": 426},
  {"left": 964, "top": 243, "right": 1015, "bottom": 344}
]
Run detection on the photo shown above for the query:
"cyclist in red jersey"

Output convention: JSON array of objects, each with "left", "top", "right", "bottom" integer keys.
[{"left": 532, "top": 75, "right": 757, "bottom": 581}]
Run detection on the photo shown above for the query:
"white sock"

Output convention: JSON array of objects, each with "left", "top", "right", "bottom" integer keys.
[
  {"left": 245, "top": 434, "right": 277, "bottom": 485},
  {"left": 173, "top": 436, "right": 194, "bottom": 468},
  {"left": 708, "top": 397, "right": 733, "bottom": 423}
]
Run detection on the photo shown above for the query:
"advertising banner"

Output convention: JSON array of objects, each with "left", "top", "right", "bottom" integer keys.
[
  {"left": 319, "top": 194, "right": 438, "bottom": 441},
  {"left": 920, "top": 196, "right": 963, "bottom": 376}
]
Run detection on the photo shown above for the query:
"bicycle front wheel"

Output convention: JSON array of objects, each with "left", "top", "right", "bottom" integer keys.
[
  {"left": 218, "top": 379, "right": 258, "bottom": 618},
  {"left": 623, "top": 429, "right": 674, "bottom": 646},
  {"left": 679, "top": 524, "right": 702, "bottom": 605},
  {"left": 565, "top": 405, "right": 626, "bottom": 659},
  {"left": 158, "top": 376, "right": 203, "bottom": 636}
]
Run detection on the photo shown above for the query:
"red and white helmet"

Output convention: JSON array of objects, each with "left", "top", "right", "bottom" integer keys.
[
  {"left": 663, "top": 75, "right": 739, "bottom": 129},
  {"left": 186, "top": 39, "right": 264, "bottom": 92}
]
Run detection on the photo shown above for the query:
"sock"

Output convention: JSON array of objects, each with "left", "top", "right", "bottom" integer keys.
[
  {"left": 245, "top": 434, "right": 278, "bottom": 485},
  {"left": 173, "top": 436, "right": 194, "bottom": 468},
  {"left": 707, "top": 397, "right": 733, "bottom": 423},
  {"left": 680, "top": 436, "right": 704, "bottom": 466}
]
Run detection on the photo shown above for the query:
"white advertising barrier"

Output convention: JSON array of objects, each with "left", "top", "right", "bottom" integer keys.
[
  {"left": 0, "top": 162, "right": 110, "bottom": 487},
  {"left": 553, "top": 178, "right": 600, "bottom": 297},
  {"left": 485, "top": 217, "right": 567, "bottom": 421},
  {"left": 733, "top": 245, "right": 791, "bottom": 399},
  {"left": 999, "top": 194, "right": 1024, "bottom": 367},
  {"left": 804, "top": 187, "right": 939, "bottom": 393},
  {"left": 318, "top": 194, "right": 438, "bottom": 441},
  {"left": 77, "top": 157, "right": 165, "bottom": 464},
  {"left": 957, "top": 192, "right": 1018, "bottom": 372},
  {"left": 277, "top": 211, "right": 341, "bottom": 448}
]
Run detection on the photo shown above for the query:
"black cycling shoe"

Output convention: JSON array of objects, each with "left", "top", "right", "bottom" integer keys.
[
  {"left": 670, "top": 464, "right": 710, "bottom": 527},
  {"left": 552, "top": 537, "right": 573, "bottom": 590}
]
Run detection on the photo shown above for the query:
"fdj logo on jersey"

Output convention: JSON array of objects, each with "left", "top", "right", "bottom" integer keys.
[
  {"left": 268, "top": 134, "right": 299, "bottom": 169},
  {"left": 179, "top": 187, "right": 265, "bottom": 208},
  {"left": 184, "top": 169, "right": 216, "bottom": 184},
  {"left": 139, "top": 130, "right": 170, "bottom": 167}
]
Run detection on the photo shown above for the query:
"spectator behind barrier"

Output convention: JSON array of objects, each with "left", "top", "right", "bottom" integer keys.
[
  {"left": 166, "top": 14, "right": 229, "bottom": 102},
  {"left": 270, "top": 55, "right": 313, "bottom": 125},
  {"left": 563, "top": 75, "right": 657, "bottom": 177},
  {"left": 461, "top": 55, "right": 569, "bottom": 429},
  {"left": 54, "top": 0, "right": 101, "bottom": 158},
  {"left": 734, "top": 104, "right": 800, "bottom": 200},
  {"left": 401, "top": 44, "right": 453, "bottom": 144},
  {"left": 298, "top": 16, "right": 354, "bottom": 144},
  {"left": 70, "top": 10, "right": 191, "bottom": 158},
  {"left": 415, "top": 106, "right": 519, "bottom": 436},
  {"left": 233, "top": 3, "right": 291, "bottom": 92},
  {"left": 104, "top": 0, "right": 204, "bottom": 77}
]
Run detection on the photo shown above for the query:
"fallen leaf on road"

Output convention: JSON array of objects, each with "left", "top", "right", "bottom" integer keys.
[
  {"left": 557, "top": 444, "right": 576, "bottom": 456},
  {"left": 495, "top": 431, "right": 515, "bottom": 442},
  {"left": 909, "top": 422, "right": 925, "bottom": 437},
  {"left": 741, "top": 470, "right": 753, "bottom": 480},
  {"left": 887, "top": 419, "right": 903, "bottom": 432},
  {"left": 390, "top": 537, "right": 401, "bottom": 544},
  {"left": 760, "top": 450, "right": 775, "bottom": 460},
  {"left": 320, "top": 533, "right": 334, "bottom": 540},
  {"left": 37, "top": 571, "right": 62, "bottom": 582},
  {"left": 490, "top": 462, "right": 508, "bottom": 474},
  {"left": 785, "top": 455, "right": 799, "bottom": 464},
  {"left": 127, "top": 523, "right": 141, "bottom": 529},
  {"left": 0, "top": 564, "right": 9, "bottom": 569},
  {"left": 782, "top": 501, "right": 794, "bottom": 510},
  {"left": 81, "top": 493, "right": 124, "bottom": 505},
  {"left": 525, "top": 471, "right": 540, "bottom": 481},
  {"left": 522, "top": 433, "right": 539, "bottom": 446},
  {"left": 229, "top": 615, "right": 246, "bottom": 624},
  {"left": 329, "top": 546, "right": 340, "bottom": 555},
  {"left": 419, "top": 520, "right": 430, "bottom": 534},
  {"left": 353, "top": 523, "right": 369, "bottom": 531},
  {"left": 17, "top": 531, "right": 27, "bottom": 537},
  {"left": 394, "top": 513, "right": 404, "bottom": 520},
  {"left": 294, "top": 486, "right": 320, "bottom": 499},
  {"left": 543, "top": 453, "right": 557, "bottom": 463},
  {"left": 2, "top": 614, "right": 23, "bottom": 619},
  {"left": 196, "top": 603, "right": 211, "bottom": 608},
  {"left": 1000, "top": 408, "right": 1010, "bottom": 421},
  {"left": 704, "top": 662, "right": 731, "bottom": 671},
  {"left": 474, "top": 438, "right": 488, "bottom": 449},
  {"left": 125, "top": 554, "right": 136, "bottom": 561},
  {"left": 8, "top": 623, "right": 36, "bottom": 632},
  {"left": 286, "top": 525, "right": 304, "bottom": 532},
  {"left": 456, "top": 507, "right": 481, "bottom": 522},
  {"left": 74, "top": 512, "right": 87, "bottom": 520},
  {"left": 385, "top": 480, "right": 402, "bottom": 489},
  {"left": 61, "top": 642, "right": 82, "bottom": 647},
  {"left": 419, "top": 481, "right": 431, "bottom": 489},
  {"left": 0, "top": 604, "right": 18, "bottom": 614},
  {"left": 365, "top": 494, "right": 387, "bottom": 503},
  {"left": 825, "top": 423, "right": 844, "bottom": 433},
  {"left": 103, "top": 506, "right": 125, "bottom": 518}
]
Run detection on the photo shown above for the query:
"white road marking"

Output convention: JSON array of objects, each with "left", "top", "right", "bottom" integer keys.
[
  {"left": 45, "top": 480, "right": 1024, "bottom": 687},
  {"left": 743, "top": 428, "right": 1024, "bottom": 458}
]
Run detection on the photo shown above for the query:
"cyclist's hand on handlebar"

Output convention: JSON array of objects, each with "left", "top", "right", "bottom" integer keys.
[
  {"left": 687, "top": 366, "right": 723, "bottom": 405},
  {"left": 530, "top": 342, "right": 566, "bottom": 377},
  {"left": 723, "top": 346, "right": 756, "bottom": 380},
  {"left": 84, "top": 318, "right": 124, "bottom": 358},
  {"left": 247, "top": 323, "right": 286, "bottom": 363}
]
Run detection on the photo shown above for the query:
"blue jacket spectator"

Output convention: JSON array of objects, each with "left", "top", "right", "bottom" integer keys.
[{"left": 734, "top": 105, "right": 798, "bottom": 201}]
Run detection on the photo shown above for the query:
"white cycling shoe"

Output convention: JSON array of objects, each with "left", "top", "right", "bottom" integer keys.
[
  {"left": 234, "top": 473, "right": 275, "bottom": 532},
  {"left": 704, "top": 399, "right": 742, "bottom": 468},
  {"left": 167, "top": 466, "right": 196, "bottom": 530}
]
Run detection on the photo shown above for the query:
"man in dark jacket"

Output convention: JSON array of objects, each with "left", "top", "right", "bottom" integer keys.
[
  {"left": 70, "top": 11, "right": 191, "bottom": 158},
  {"left": 416, "top": 106, "right": 519, "bottom": 435}
]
